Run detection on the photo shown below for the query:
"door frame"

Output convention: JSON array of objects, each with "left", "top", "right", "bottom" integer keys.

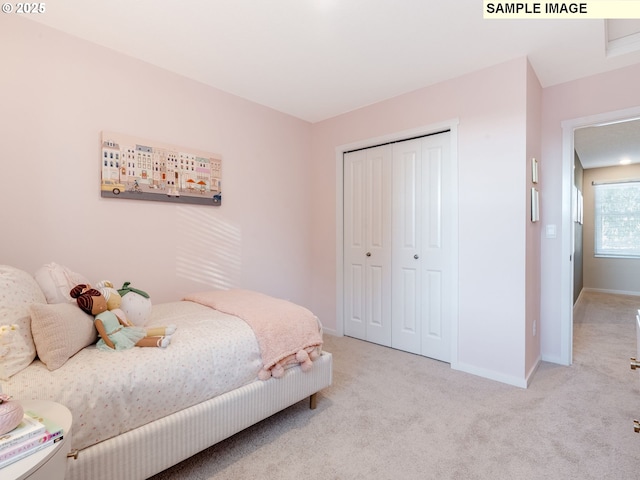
[
  {"left": 335, "top": 119, "right": 460, "bottom": 367},
  {"left": 560, "top": 105, "right": 640, "bottom": 366}
]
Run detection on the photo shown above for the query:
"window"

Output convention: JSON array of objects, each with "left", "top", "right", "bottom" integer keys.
[{"left": 594, "top": 181, "right": 640, "bottom": 257}]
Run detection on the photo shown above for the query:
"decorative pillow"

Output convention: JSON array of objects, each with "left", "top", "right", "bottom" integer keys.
[
  {"left": 34, "top": 263, "right": 89, "bottom": 304},
  {"left": 0, "top": 265, "right": 46, "bottom": 380},
  {"left": 29, "top": 303, "right": 97, "bottom": 371}
]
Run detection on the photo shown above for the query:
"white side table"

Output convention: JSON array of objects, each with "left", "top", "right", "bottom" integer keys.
[{"left": 1, "top": 400, "right": 72, "bottom": 480}]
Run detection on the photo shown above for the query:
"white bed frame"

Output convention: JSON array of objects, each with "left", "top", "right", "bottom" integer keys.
[{"left": 65, "top": 351, "right": 332, "bottom": 480}]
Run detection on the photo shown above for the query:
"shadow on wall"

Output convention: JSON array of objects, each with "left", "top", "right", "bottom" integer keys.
[{"left": 175, "top": 206, "right": 241, "bottom": 289}]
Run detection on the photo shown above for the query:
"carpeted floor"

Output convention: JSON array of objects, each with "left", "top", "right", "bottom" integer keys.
[{"left": 150, "top": 291, "right": 640, "bottom": 479}]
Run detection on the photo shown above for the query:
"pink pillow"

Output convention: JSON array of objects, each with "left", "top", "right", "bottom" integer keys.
[{"left": 29, "top": 303, "right": 97, "bottom": 371}]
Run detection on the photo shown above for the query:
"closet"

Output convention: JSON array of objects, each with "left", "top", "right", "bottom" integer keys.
[{"left": 343, "top": 132, "right": 453, "bottom": 362}]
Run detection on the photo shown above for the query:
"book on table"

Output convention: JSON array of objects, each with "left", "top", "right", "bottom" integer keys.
[
  {"left": 0, "top": 413, "right": 46, "bottom": 451},
  {"left": 0, "top": 410, "right": 64, "bottom": 469}
]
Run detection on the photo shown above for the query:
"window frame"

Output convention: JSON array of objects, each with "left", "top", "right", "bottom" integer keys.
[{"left": 594, "top": 180, "right": 640, "bottom": 259}]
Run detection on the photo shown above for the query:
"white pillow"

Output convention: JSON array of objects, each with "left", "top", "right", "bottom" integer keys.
[
  {"left": 30, "top": 303, "right": 97, "bottom": 371},
  {"left": 0, "top": 265, "right": 46, "bottom": 380},
  {"left": 34, "top": 263, "right": 89, "bottom": 304}
]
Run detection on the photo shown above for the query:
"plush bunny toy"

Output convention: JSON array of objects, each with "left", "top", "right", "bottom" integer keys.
[{"left": 70, "top": 284, "right": 176, "bottom": 351}]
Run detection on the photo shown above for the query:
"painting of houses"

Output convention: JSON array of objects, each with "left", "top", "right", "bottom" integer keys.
[{"left": 100, "top": 131, "right": 222, "bottom": 206}]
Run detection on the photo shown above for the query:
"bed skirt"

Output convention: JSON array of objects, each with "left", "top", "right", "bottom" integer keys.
[{"left": 66, "top": 351, "right": 333, "bottom": 480}]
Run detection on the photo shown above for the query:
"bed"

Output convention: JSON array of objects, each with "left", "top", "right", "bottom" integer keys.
[{"left": 0, "top": 264, "right": 332, "bottom": 480}]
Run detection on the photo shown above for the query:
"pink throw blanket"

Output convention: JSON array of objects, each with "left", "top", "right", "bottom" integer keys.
[{"left": 184, "top": 289, "right": 323, "bottom": 380}]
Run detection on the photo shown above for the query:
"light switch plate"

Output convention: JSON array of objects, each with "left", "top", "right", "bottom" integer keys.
[{"left": 545, "top": 224, "right": 557, "bottom": 238}]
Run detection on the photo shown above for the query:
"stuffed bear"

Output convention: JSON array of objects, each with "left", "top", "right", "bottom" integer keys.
[
  {"left": 117, "top": 282, "right": 153, "bottom": 327},
  {"left": 70, "top": 284, "right": 176, "bottom": 351}
]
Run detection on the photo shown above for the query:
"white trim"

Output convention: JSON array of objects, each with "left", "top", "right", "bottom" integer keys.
[
  {"left": 454, "top": 361, "right": 528, "bottom": 389},
  {"left": 574, "top": 288, "right": 586, "bottom": 306},
  {"left": 560, "top": 105, "right": 640, "bottom": 367},
  {"left": 335, "top": 119, "right": 460, "bottom": 365},
  {"left": 335, "top": 145, "right": 344, "bottom": 337},
  {"left": 321, "top": 326, "right": 339, "bottom": 337},
  {"left": 458, "top": 350, "right": 540, "bottom": 389},
  {"left": 560, "top": 121, "right": 575, "bottom": 366},
  {"left": 582, "top": 287, "right": 640, "bottom": 297},
  {"left": 525, "top": 356, "right": 541, "bottom": 387},
  {"left": 607, "top": 31, "right": 640, "bottom": 58},
  {"left": 541, "top": 352, "right": 565, "bottom": 365}
]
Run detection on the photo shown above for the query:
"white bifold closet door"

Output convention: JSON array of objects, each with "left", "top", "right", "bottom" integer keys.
[
  {"left": 344, "top": 132, "right": 452, "bottom": 363},
  {"left": 343, "top": 144, "right": 393, "bottom": 347}
]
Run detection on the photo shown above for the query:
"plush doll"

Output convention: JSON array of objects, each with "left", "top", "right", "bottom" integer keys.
[
  {"left": 94, "top": 280, "right": 132, "bottom": 327},
  {"left": 70, "top": 285, "right": 176, "bottom": 351},
  {"left": 94, "top": 280, "right": 122, "bottom": 311},
  {"left": 118, "top": 281, "right": 153, "bottom": 327}
]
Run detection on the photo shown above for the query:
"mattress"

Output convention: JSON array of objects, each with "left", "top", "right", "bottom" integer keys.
[
  {"left": 67, "top": 351, "right": 333, "bottom": 480},
  {"left": 1, "top": 301, "right": 263, "bottom": 452}
]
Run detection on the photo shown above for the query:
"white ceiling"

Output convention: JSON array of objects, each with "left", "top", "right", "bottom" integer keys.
[
  {"left": 25, "top": 0, "right": 640, "bottom": 124},
  {"left": 24, "top": 1, "right": 640, "bottom": 169},
  {"left": 575, "top": 118, "right": 640, "bottom": 169}
]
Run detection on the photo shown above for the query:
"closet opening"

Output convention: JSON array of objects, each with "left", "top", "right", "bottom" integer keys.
[{"left": 342, "top": 129, "right": 456, "bottom": 363}]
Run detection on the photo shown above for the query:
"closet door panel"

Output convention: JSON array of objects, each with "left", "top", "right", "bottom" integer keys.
[
  {"left": 400, "top": 267, "right": 418, "bottom": 332},
  {"left": 364, "top": 147, "right": 392, "bottom": 346},
  {"left": 420, "top": 134, "right": 451, "bottom": 362},
  {"left": 392, "top": 139, "right": 422, "bottom": 354},
  {"left": 345, "top": 264, "right": 366, "bottom": 339},
  {"left": 424, "top": 270, "right": 443, "bottom": 338},
  {"left": 344, "top": 151, "right": 367, "bottom": 339},
  {"left": 344, "top": 146, "right": 392, "bottom": 346}
]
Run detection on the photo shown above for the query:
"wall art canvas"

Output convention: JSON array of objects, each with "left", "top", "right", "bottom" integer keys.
[{"left": 100, "top": 131, "right": 222, "bottom": 206}]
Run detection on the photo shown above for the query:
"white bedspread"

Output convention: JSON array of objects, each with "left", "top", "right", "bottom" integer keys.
[{"left": 1, "top": 301, "right": 262, "bottom": 452}]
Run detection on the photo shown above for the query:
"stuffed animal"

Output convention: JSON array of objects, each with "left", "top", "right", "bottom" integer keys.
[
  {"left": 94, "top": 280, "right": 132, "bottom": 327},
  {"left": 70, "top": 284, "right": 176, "bottom": 351},
  {"left": 118, "top": 282, "right": 153, "bottom": 327},
  {"left": 94, "top": 280, "right": 122, "bottom": 311}
]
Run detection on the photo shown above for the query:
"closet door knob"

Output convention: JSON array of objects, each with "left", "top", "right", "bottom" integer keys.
[
  {"left": 366, "top": 252, "right": 371, "bottom": 257},
  {"left": 414, "top": 254, "right": 419, "bottom": 259}
]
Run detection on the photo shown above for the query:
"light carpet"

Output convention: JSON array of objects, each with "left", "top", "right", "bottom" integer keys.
[{"left": 150, "top": 291, "right": 640, "bottom": 479}]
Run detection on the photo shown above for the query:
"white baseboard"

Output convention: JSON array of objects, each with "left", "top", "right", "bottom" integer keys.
[
  {"left": 582, "top": 287, "right": 640, "bottom": 297},
  {"left": 525, "top": 356, "right": 541, "bottom": 387},
  {"left": 329, "top": 332, "right": 536, "bottom": 389},
  {"left": 451, "top": 361, "right": 528, "bottom": 389},
  {"left": 541, "top": 353, "right": 570, "bottom": 366},
  {"left": 575, "top": 289, "right": 586, "bottom": 305}
]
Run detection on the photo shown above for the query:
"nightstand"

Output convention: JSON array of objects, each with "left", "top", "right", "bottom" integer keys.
[{"left": 1, "top": 400, "right": 72, "bottom": 480}]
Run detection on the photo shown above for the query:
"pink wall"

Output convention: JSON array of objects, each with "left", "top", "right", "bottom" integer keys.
[
  {"left": 7, "top": 13, "right": 632, "bottom": 385},
  {"left": 0, "top": 17, "right": 314, "bottom": 306},
  {"left": 310, "top": 58, "right": 534, "bottom": 385},
  {"left": 525, "top": 61, "right": 543, "bottom": 378},
  {"left": 540, "top": 63, "right": 640, "bottom": 362}
]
